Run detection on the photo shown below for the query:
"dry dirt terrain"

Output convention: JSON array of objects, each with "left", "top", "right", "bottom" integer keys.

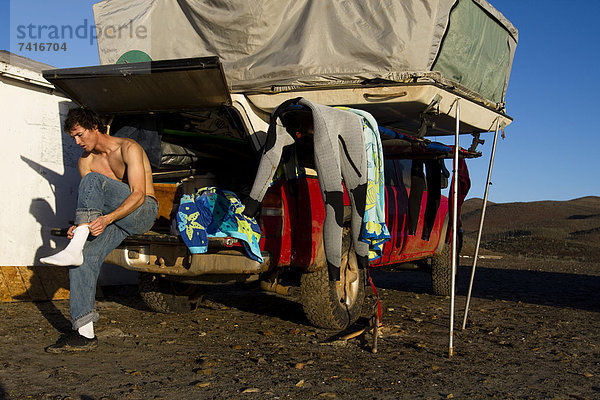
[
  {"left": 1, "top": 254, "right": 599, "bottom": 400},
  {"left": 461, "top": 196, "right": 600, "bottom": 263}
]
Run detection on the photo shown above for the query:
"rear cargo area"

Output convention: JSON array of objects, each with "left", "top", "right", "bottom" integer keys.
[{"left": 108, "top": 110, "right": 259, "bottom": 233}]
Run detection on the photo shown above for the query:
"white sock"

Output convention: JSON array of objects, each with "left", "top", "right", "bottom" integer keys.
[
  {"left": 78, "top": 321, "right": 95, "bottom": 339},
  {"left": 40, "top": 225, "right": 90, "bottom": 266}
]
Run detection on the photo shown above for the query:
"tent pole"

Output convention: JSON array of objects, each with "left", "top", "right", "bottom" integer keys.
[
  {"left": 449, "top": 99, "right": 460, "bottom": 358},
  {"left": 461, "top": 118, "right": 501, "bottom": 330}
]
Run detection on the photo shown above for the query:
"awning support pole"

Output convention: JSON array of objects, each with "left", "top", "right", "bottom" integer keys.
[
  {"left": 461, "top": 118, "right": 501, "bottom": 330},
  {"left": 449, "top": 99, "right": 460, "bottom": 358}
]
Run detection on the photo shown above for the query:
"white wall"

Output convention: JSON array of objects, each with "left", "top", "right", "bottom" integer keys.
[
  {"left": 0, "top": 67, "right": 80, "bottom": 266},
  {"left": 0, "top": 63, "right": 137, "bottom": 285}
]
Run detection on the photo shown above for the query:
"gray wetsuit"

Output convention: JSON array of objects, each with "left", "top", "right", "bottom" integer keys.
[{"left": 244, "top": 98, "right": 369, "bottom": 281}]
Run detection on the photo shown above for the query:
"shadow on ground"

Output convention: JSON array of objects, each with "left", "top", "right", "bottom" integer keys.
[
  {"left": 199, "top": 284, "right": 312, "bottom": 326},
  {"left": 371, "top": 264, "right": 600, "bottom": 312},
  {"left": 97, "top": 259, "right": 600, "bottom": 331},
  {"left": 100, "top": 285, "right": 151, "bottom": 313},
  {"left": 100, "top": 283, "right": 312, "bottom": 326}
]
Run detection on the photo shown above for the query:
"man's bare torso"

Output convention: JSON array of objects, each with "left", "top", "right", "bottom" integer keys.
[{"left": 80, "top": 137, "right": 155, "bottom": 198}]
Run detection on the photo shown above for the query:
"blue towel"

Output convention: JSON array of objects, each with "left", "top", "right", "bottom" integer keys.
[
  {"left": 178, "top": 187, "right": 263, "bottom": 262},
  {"left": 176, "top": 194, "right": 210, "bottom": 254}
]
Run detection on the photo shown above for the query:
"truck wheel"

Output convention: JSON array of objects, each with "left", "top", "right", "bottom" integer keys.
[
  {"left": 431, "top": 231, "right": 463, "bottom": 296},
  {"left": 300, "top": 233, "right": 365, "bottom": 330},
  {"left": 431, "top": 243, "right": 452, "bottom": 296},
  {"left": 138, "top": 273, "right": 201, "bottom": 313}
]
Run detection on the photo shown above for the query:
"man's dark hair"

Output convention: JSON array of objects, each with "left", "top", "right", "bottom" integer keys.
[{"left": 64, "top": 108, "right": 107, "bottom": 134}]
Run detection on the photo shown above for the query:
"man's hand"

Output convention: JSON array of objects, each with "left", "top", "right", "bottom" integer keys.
[
  {"left": 89, "top": 216, "right": 112, "bottom": 236},
  {"left": 67, "top": 225, "right": 77, "bottom": 239}
]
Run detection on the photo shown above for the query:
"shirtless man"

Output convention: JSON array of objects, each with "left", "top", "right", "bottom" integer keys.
[{"left": 41, "top": 108, "right": 158, "bottom": 353}]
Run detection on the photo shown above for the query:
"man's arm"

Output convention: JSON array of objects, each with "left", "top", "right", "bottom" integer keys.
[
  {"left": 88, "top": 142, "right": 147, "bottom": 236},
  {"left": 78, "top": 153, "right": 92, "bottom": 178}
]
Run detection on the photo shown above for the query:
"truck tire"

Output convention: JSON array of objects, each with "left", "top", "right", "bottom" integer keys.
[
  {"left": 431, "top": 231, "right": 462, "bottom": 296},
  {"left": 431, "top": 243, "right": 453, "bottom": 296},
  {"left": 138, "top": 273, "right": 200, "bottom": 313},
  {"left": 300, "top": 233, "right": 365, "bottom": 330}
]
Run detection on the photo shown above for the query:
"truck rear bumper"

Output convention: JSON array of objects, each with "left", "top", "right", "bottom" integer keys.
[
  {"left": 51, "top": 228, "right": 270, "bottom": 277},
  {"left": 104, "top": 245, "right": 270, "bottom": 277}
]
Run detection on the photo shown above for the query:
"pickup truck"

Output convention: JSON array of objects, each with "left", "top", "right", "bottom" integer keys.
[{"left": 43, "top": 0, "right": 516, "bottom": 330}]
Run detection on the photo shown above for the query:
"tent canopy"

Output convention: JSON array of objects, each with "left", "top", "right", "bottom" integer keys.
[{"left": 93, "top": 0, "right": 517, "bottom": 107}]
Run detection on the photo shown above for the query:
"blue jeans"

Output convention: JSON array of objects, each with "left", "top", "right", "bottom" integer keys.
[{"left": 69, "top": 172, "right": 158, "bottom": 330}]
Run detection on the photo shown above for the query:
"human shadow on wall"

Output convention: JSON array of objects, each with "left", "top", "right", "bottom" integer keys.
[
  {"left": 26, "top": 197, "right": 72, "bottom": 332},
  {"left": 18, "top": 100, "right": 81, "bottom": 332},
  {"left": 11, "top": 194, "right": 72, "bottom": 332},
  {"left": 11, "top": 101, "right": 79, "bottom": 332}
]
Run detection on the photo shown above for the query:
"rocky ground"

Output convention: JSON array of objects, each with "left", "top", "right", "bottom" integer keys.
[{"left": 1, "top": 256, "right": 599, "bottom": 400}]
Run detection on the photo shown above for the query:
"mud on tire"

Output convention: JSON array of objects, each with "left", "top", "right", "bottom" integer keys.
[
  {"left": 300, "top": 233, "right": 366, "bottom": 330},
  {"left": 138, "top": 273, "right": 201, "bottom": 313}
]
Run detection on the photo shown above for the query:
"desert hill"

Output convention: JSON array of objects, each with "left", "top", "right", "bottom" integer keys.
[{"left": 459, "top": 196, "right": 600, "bottom": 262}]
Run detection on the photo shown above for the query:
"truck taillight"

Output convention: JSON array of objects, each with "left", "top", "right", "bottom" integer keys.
[
  {"left": 261, "top": 190, "right": 284, "bottom": 239},
  {"left": 261, "top": 192, "right": 283, "bottom": 216}
]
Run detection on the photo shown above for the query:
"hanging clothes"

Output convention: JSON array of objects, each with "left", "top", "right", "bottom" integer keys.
[
  {"left": 336, "top": 107, "right": 390, "bottom": 261},
  {"left": 243, "top": 98, "right": 300, "bottom": 218},
  {"left": 421, "top": 159, "right": 444, "bottom": 241},
  {"left": 244, "top": 97, "right": 369, "bottom": 281},
  {"left": 446, "top": 157, "right": 471, "bottom": 242},
  {"left": 408, "top": 160, "right": 425, "bottom": 236}
]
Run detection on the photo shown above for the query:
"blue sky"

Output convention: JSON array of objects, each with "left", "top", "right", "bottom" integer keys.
[
  {"left": 463, "top": 1, "right": 600, "bottom": 203},
  {"left": 1, "top": 0, "right": 597, "bottom": 204},
  {"left": 1, "top": 0, "right": 100, "bottom": 67}
]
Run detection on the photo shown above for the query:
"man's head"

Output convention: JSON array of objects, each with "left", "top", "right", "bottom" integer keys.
[
  {"left": 64, "top": 108, "right": 107, "bottom": 134},
  {"left": 64, "top": 108, "right": 107, "bottom": 152}
]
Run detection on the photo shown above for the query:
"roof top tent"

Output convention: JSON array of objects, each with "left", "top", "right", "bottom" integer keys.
[{"left": 92, "top": 0, "right": 517, "bottom": 136}]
